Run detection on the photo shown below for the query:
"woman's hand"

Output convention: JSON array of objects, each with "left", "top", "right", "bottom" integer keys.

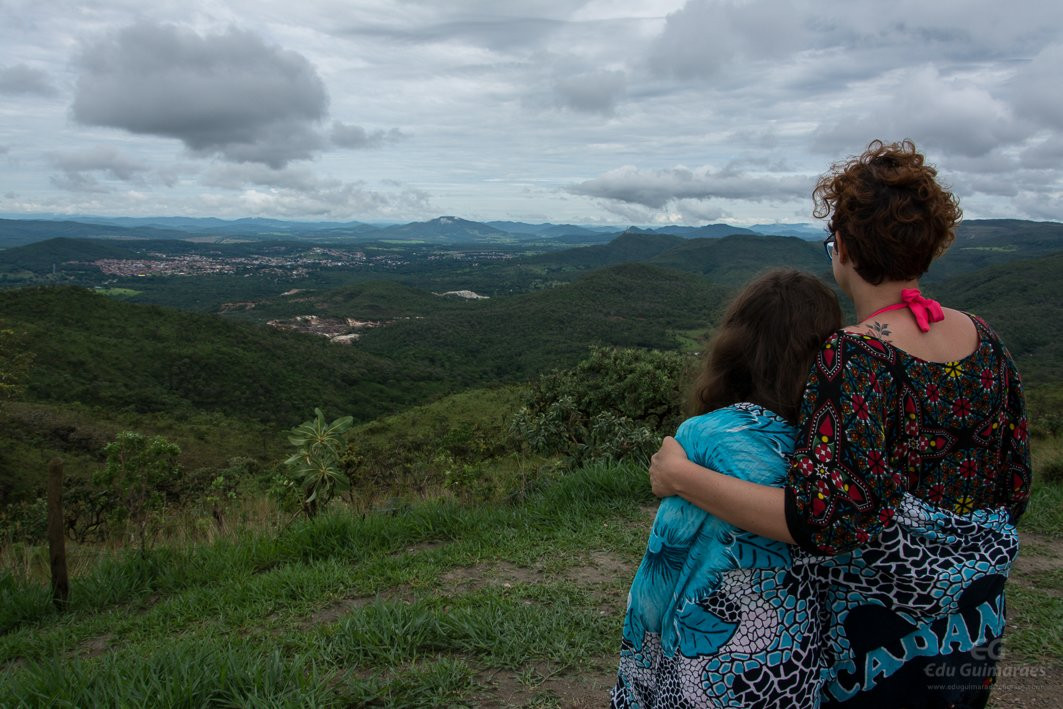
[
  {"left": 649, "top": 436, "right": 691, "bottom": 498},
  {"left": 647, "top": 435, "right": 795, "bottom": 543}
]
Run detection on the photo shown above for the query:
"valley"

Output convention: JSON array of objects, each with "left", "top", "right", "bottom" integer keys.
[{"left": 1, "top": 215, "right": 1062, "bottom": 706}]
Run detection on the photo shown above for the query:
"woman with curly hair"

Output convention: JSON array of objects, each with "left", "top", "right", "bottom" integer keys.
[{"left": 648, "top": 140, "right": 1031, "bottom": 708}]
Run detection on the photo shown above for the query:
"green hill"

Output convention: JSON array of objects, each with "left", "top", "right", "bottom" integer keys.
[
  {"left": 519, "top": 233, "right": 826, "bottom": 287},
  {"left": 0, "top": 237, "right": 137, "bottom": 275},
  {"left": 375, "top": 217, "right": 511, "bottom": 243},
  {"left": 926, "top": 219, "right": 1063, "bottom": 282},
  {"left": 0, "top": 237, "right": 209, "bottom": 275},
  {"left": 221, "top": 280, "right": 458, "bottom": 323},
  {"left": 525, "top": 232, "right": 684, "bottom": 269},
  {"left": 0, "top": 286, "right": 437, "bottom": 426},
  {"left": 931, "top": 249, "right": 1063, "bottom": 409},
  {"left": 628, "top": 224, "right": 758, "bottom": 238},
  {"left": 0, "top": 264, "right": 727, "bottom": 430},
  {"left": 355, "top": 262, "right": 729, "bottom": 386},
  {"left": 646, "top": 234, "right": 826, "bottom": 286}
]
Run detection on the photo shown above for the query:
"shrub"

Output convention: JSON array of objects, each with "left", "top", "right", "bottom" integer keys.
[
  {"left": 1031, "top": 412, "right": 1063, "bottom": 440},
  {"left": 1039, "top": 454, "right": 1063, "bottom": 485},
  {"left": 0, "top": 497, "right": 47, "bottom": 545},
  {"left": 94, "top": 431, "right": 182, "bottom": 554},
  {"left": 510, "top": 347, "right": 693, "bottom": 464},
  {"left": 0, "top": 326, "right": 33, "bottom": 404}
]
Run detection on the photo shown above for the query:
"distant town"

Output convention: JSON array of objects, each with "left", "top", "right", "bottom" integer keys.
[
  {"left": 81, "top": 246, "right": 516, "bottom": 279},
  {"left": 88, "top": 248, "right": 373, "bottom": 278}
]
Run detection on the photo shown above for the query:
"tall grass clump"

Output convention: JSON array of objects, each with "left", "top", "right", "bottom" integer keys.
[
  {"left": 0, "top": 638, "right": 329, "bottom": 708},
  {"left": 0, "top": 571, "right": 53, "bottom": 634}
]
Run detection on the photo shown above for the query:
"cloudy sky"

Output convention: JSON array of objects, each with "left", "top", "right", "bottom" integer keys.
[{"left": 1, "top": 1, "right": 1061, "bottom": 225}]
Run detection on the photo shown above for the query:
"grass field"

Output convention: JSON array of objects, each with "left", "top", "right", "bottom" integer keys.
[
  {"left": 0, "top": 463, "right": 652, "bottom": 707},
  {"left": 2, "top": 448, "right": 1061, "bottom": 706}
]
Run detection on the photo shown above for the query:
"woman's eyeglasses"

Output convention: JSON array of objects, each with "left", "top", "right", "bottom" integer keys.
[{"left": 822, "top": 233, "right": 836, "bottom": 262}]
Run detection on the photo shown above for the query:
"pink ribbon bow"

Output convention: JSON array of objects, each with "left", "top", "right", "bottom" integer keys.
[{"left": 901, "top": 288, "right": 944, "bottom": 333}]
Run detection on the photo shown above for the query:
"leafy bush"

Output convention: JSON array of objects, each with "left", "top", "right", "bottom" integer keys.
[
  {"left": 0, "top": 497, "right": 47, "bottom": 544},
  {"left": 63, "top": 476, "right": 112, "bottom": 543},
  {"left": 94, "top": 431, "right": 183, "bottom": 554},
  {"left": 342, "top": 388, "right": 521, "bottom": 502},
  {"left": 510, "top": 347, "right": 693, "bottom": 464}
]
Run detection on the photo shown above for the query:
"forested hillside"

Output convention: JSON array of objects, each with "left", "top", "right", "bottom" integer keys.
[
  {"left": 0, "top": 287, "right": 426, "bottom": 426},
  {"left": 0, "top": 264, "right": 727, "bottom": 427},
  {"left": 0, "top": 219, "right": 188, "bottom": 248},
  {"left": 2, "top": 222, "right": 1062, "bottom": 706},
  {"left": 933, "top": 250, "right": 1063, "bottom": 409},
  {"left": 354, "top": 263, "right": 729, "bottom": 386}
]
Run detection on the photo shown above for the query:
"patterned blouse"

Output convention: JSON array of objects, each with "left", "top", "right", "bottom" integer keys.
[
  {"left": 783, "top": 314, "right": 1032, "bottom": 705},
  {"left": 785, "top": 315, "right": 1031, "bottom": 555}
]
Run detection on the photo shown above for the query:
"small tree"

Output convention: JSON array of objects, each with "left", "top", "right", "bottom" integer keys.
[
  {"left": 94, "top": 432, "right": 182, "bottom": 554},
  {"left": 284, "top": 408, "right": 353, "bottom": 518}
]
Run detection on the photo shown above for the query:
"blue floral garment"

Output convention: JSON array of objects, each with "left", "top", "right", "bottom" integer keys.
[{"left": 613, "top": 403, "right": 826, "bottom": 709}]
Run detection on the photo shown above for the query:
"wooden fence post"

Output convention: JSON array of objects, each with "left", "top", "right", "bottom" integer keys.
[{"left": 46, "top": 458, "right": 69, "bottom": 610}]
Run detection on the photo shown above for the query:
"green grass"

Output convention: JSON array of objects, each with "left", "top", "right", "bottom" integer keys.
[
  {"left": 1020, "top": 482, "right": 1063, "bottom": 537},
  {"left": 671, "top": 326, "right": 711, "bottom": 353},
  {"left": 0, "top": 462, "right": 652, "bottom": 707},
  {"left": 2, "top": 426, "right": 1061, "bottom": 706},
  {"left": 1021, "top": 434, "right": 1063, "bottom": 537},
  {"left": 1002, "top": 585, "right": 1063, "bottom": 663},
  {"left": 4, "top": 639, "right": 330, "bottom": 708}
]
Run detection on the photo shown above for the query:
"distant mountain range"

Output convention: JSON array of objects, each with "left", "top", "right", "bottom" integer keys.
[{"left": 0, "top": 214, "right": 831, "bottom": 249}]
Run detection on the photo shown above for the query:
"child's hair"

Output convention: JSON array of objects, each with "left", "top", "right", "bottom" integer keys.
[{"left": 688, "top": 268, "right": 841, "bottom": 423}]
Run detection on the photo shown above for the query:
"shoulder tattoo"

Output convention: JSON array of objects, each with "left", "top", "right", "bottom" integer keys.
[{"left": 865, "top": 320, "right": 893, "bottom": 339}]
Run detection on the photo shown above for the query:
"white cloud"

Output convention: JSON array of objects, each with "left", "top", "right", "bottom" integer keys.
[
  {"left": 48, "top": 145, "right": 149, "bottom": 192},
  {"left": 0, "top": 1, "right": 1061, "bottom": 221},
  {"left": 1006, "top": 43, "right": 1063, "bottom": 132},
  {"left": 649, "top": 0, "right": 805, "bottom": 79},
  {"left": 812, "top": 65, "right": 1024, "bottom": 158},
  {"left": 1018, "top": 136, "right": 1063, "bottom": 170},
  {"left": 50, "top": 145, "right": 147, "bottom": 181}
]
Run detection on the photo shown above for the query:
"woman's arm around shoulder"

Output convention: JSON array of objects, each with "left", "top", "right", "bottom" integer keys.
[{"left": 650, "top": 435, "right": 795, "bottom": 544}]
